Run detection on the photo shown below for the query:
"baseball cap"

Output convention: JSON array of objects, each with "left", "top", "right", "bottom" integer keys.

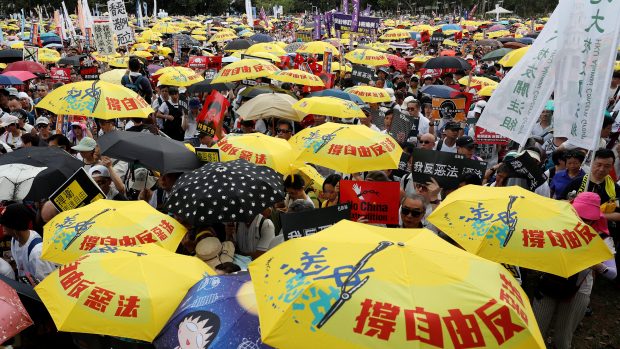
[
  {"left": 16, "top": 92, "right": 30, "bottom": 100},
  {"left": 456, "top": 135, "right": 475, "bottom": 148},
  {"left": 6, "top": 87, "right": 18, "bottom": 96},
  {"left": 444, "top": 121, "right": 463, "bottom": 130},
  {"left": 0, "top": 114, "right": 19, "bottom": 127},
  {"left": 89, "top": 165, "right": 110, "bottom": 178},
  {"left": 473, "top": 100, "right": 487, "bottom": 114},
  {"left": 35, "top": 116, "right": 50, "bottom": 125},
  {"left": 71, "top": 137, "right": 97, "bottom": 151}
]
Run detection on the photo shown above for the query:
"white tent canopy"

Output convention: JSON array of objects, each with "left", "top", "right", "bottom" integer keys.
[{"left": 486, "top": 4, "right": 513, "bottom": 20}]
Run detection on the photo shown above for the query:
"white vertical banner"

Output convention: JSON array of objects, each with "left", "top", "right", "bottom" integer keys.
[
  {"left": 107, "top": 0, "right": 134, "bottom": 46},
  {"left": 476, "top": 0, "right": 573, "bottom": 146},
  {"left": 245, "top": 0, "right": 254, "bottom": 28},
  {"left": 553, "top": 0, "right": 620, "bottom": 150},
  {"left": 82, "top": 0, "right": 94, "bottom": 28},
  {"left": 153, "top": 0, "right": 157, "bottom": 18}
]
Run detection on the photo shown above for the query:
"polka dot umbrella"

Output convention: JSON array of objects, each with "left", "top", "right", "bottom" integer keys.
[{"left": 164, "top": 159, "right": 284, "bottom": 225}]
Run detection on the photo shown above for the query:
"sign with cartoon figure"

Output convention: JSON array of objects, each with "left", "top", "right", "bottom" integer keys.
[{"left": 339, "top": 180, "right": 400, "bottom": 225}]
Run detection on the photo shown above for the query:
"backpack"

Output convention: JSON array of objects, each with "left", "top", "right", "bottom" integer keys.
[{"left": 123, "top": 75, "right": 146, "bottom": 96}]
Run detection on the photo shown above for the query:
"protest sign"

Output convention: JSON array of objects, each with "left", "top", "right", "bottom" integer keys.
[
  {"left": 505, "top": 151, "right": 547, "bottom": 191},
  {"left": 431, "top": 97, "right": 467, "bottom": 121},
  {"left": 196, "top": 90, "right": 229, "bottom": 138},
  {"left": 107, "top": 0, "right": 134, "bottom": 46},
  {"left": 188, "top": 56, "right": 222, "bottom": 71},
  {"left": 204, "top": 69, "right": 217, "bottom": 80},
  {"left": 50, "top": 168, "right": 106, "bottom": 212},
  {"left": 410, "top": 149, "right": 488, "bottom": 188},
  {"left": 370, "top": 108, "right": 385, "bottom": 130},
  {"left": 23, "top": 46, "right": 38, "bottom": 61},
  {"left": 388, "top": 109, "right": 415, "bottom": 145},
  {"left": 50, "top": 67, "right": 72, "bottom": 83},
  {"left": 351, "top": 63, "right": 374, "bottom": 84},
  {"left": 282, "top": 203, "right": 351, "bottom": 241},
  {"left": 475, "top": 126, "right": 510, "bottom": 145},
  {"left": 93, "top": 22, "right": 115, "bottom": 55},
  {"left": 195, "top": 148, "right": 220, "bottom": 164},
  {"left": 339, "top": 180, "right": 400, "bottom": 225},
  {"left": 333, "top": 13, "right": 380, "bottom": 34},
  {"left": 79, "top": 66, "right": 99, "bottom": 80},
  {"left": 391, "top": 152, "right": 411, "bottom": 180}
]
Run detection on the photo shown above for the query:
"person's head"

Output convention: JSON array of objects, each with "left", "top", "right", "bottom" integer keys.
[
  {"left": 423, "top": 103, "right": 432, "bottom": 118},
  {"left": 458, "top": 173, "right": 483, "bottom": 187},
  {"left": 400, "top": 193, "right": 427, "bottom": 228},
  {"left": 168, "top": 87, "right": 180, "bottom": 102},
  {"left": 443, "top": 121, "right": 462, "bottom": 140},
  {"left": 20, "top": 133, "right": 39, "bottom": 147},
  {"left": 214, "top": 262, "right": 241, "bottom": 275},
  {"left": 128, "top": 57, "right": 142, "bottom": 73},
  {"left": 71, "top": 122, "right": 84, "bottom": 138},
  {"left": 494, "top": 163, "right": 510, "bottom": 187},
  {"left": 565, "top": 150, "right": 585, "bottom": 174},
  {"left": 71, "top": 136, "right": 97, "bottom": 160},
  {"left": 423, "top": 75, "right": 433, "bottom": 85},
  {"left": 276, "top": 120, "right": 293, "bottom": 140},
  {"left": 159, "top": 172, "right": 183, "bottom": 192},
  {"left": 158, "top": 85, "right": 170, "bottom": 99},
  {"left": 409, "top": 76, "right": 419, "bottom": 88},
  {"left": 456, "top": 136, "right": 476, "bottom": 158},
  {"left": 0, "top": 203, "right": 34, "bottom": 238},
  {"left": 418, "top": 133, "right": 436, "bottom": 150},
  {"left": 35, "top": 116, "right": 51, "bottom": 135},
  {"left": 591, "top": 148, "right": 615, "bottom": 181},
  {"left": 47, "top": 134, "right": 73, "bottom": 152},
  {"left": 375, "top": 79, "right": 385, "bottom": 88},
  {"left": 7, "top": 96, "right": 21, "bottom": 112},
  {"left": 198, "top": 132, "right": 214, "bottom": 146},
  {"left": 365, "top": 171, "right": 390, "bottom": 182},
  {"left": 406, "top": 100, "right": 420, "bottom": 117},
  {"left": 551, "top": 149, "right": 567, "bottom": 170},
  {"left": 99, "top": 119, "right": 116, "bottom": 134},
  {"left": 17, "top": 92, "right": 32, "bottom": 109},
  {"left": 35, "top": 84, "right": 48, "bottom": 98},
  {"left": 384, "top": 110, "right": 394, "bottom": 130},
  {"left": 89, "top": 165, "right": 112, "bottom": 194},
  {"left": 240, "top": 119, "right": 255, "bottom": 134},
  {"left": 284, "top": 174, "right": 305, "bottom": 200},
  {"left": 313, "top": 114, "right": 326, "bottom": 126},
  {"left": 394, "top": 91, "right": 406, "bottom": 105},
  {"left": 176, "top": 310, "right": 220, "bottom": 349},
  {"left": 289, "top": 198, "right": 315, "bottom": 213},
  {"left": 322, "top": 173, "right": 341, "bottom": 202},
  {"left": 601, "top": 116, "right": 614, "bottom": 139},
  {"left": 396, "top": 81, "right": 408, "bottom": 94},
  {"left": 0, "top": 88, "right": 9, "bottom": 107}
]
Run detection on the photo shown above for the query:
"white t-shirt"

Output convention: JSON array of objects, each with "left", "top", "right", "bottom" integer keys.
[
  {"left": 235, "top": 215, "right": 275, "bottom": 254},
  {"left": 406, "top": 115, "right": 431, "bottom": 144},
  {"left": 158, "top": 101, "right": 181, "bottom": 115},
  {"left": 11, "top": 231, "right": 57, "bottom": 282},
  {"left": 435, "top": 139, "right": 457, "bottom": 153},
  {"left": 0, "top": 258, "right": 15, "bottom": 280},
  {"left": 184, "top": 115, "right": 197, "bottom": 139},
  {"left": 3, "top": 131, "right": 23, "bottom": 149}
]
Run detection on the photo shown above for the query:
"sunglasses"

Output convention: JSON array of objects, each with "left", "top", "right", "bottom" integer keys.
[
  {"left": 276, "top": 128, "right": 291, "bottom": 134},
  {"left": 36, "top": 123, "right": 49, "bottom": 128},
  {"left": 401, "top": 206, "right": 424, "bottom": 217},
  {"left": 419, "top": 140, "right": 433, "bottom": 144}
]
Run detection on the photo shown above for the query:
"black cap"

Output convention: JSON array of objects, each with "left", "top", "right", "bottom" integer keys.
[
  {"left": 456, "top": 135, "right": 475, "bottom": 148},
  {"left": 444, "top": 121, "right": 463, "bottom": 130},
  {"left": 0, "top": 203, "right": 34, "bottom": 231}
]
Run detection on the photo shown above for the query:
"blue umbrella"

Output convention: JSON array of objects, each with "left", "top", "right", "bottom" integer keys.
[
  {"left": 0, "top": 75, "right": 24, "bottom": 86},
  {"left": 249, "top": 33, "right": 274, "bottom": 43},
  {"left": 419, "top": 84, "right": 458, "bottom": 99},
  {"left": 409, "top": 31, "right": 421, "bottom": 40},
  {"left": 517, "top": 37, "right": 534, "bottom": 45},
  {"left": 153, "top": 272, "right": 272, "bottom": 349},
  {"left": 311, "top": 88, "right": 366, "bottom": 105},
  {"left": 441, "top": 24, "right": 461, "bottom": 32}
]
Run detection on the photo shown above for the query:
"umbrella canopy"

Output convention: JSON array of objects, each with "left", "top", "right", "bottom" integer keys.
[
  {"left": 310, "top": 89, "right": 365, "bottom": 105},
  {"left": 385, "top": 54, "right": 407, "bottom": 72},
  {"left": 215, "top": 133, "right": 294, "bottom": 174},
  {"left": 249, "top": 33, "right": 274, "bottom": 43},
  {"left": 236, "top": 93, "right": 300, "bottom": 121},
  {"left": 419, "top": 84, "right": 459, "bottom": 98},
  {"left": 293, "top": 97, "right": 366, "bottom": 119},
  {"left": 158, "top": 68, "right": 205, "bottom": 87},
  {"left": 153, "top": 272, "right": 270, "bottom": 349},
  {"left": 0, "top": 147, "right": 83, "bottom": 201},
  {"left": 57, "top": 55, "right": 88, "bottom": 67},
  {"left": 208, "top": 30, "right": 238, "bottom": 42},
  {"left": 422, "top": 56, "right": 471, "bottom": 70},
  {"left": 503, "top": 41, "right": 527, "bottom": 50},
  {"left": 224, "top": 38, "right": 253, "bottom": 51},
  {"left": 35, "top": 244, "right": 214, "bottom": 342},
  {"left": 428, "top": 185, "right": 614, "bottom": 277},
  {"left": 1, "top": 70, "right": 37, "bottom": 81},
  {"left": 475, "top": 39, "right": 503, "bottom": 48},
  {"left": 0, "top": 75, "right": 22, "bottom": 85},
  {"left": 284, "top": 42, "right": 304, "bottom": 53},
  {"left": 296, "top": 41, "right": 339, "bottom": 56},
  {"left": 0, "top": 49, "right": 24, "bottom": 63},
  {"left": 271, "top": 69, "right": 325, "bottom": 87},
  {"left": 289, "top": 122, "right": 402, "bottom": 173},
  {"left": 498, "top": 46, "right": 531, "bottom": 67},
  {"left": 186, "top": 79, "right": 234, "bottom": 94},
  {"left": 211, "top": 58, "right": 280, "bottom": 83},
  {"left": 36, "top": 81, "right": 153, "bottom": 119},
  {"left": 3, "top": 60, "right": 46, "bottom": 74},
  {"left": 99, "top": 69, "right": 127, "bottom": 85},
  {"left": 379, "top": 28, "right": 410, "bottom": 40},
  {"left": 0, "top": 279, "right": 33, "bottom": 345},
  {"left": 346, "top": 86, "right": 392, "bottom": 103},
  {"left": 147, "top": 64, "right": 163, "bottom": 75},
  {"left": 41, "top": 199, "right": 187, "bottom": 265},
  {"left": 164, "top": 34, "right": 201, "bottom": 48},
  {"left": 249, "top": 220, "right": 545, "bottom": 349},
  {"left": 246, "top": 42, "right": 287, "bottom": 56},
  {"left": 481, "top": 47, "right": 514, "bottom": 61},
  {"left": 98, "top": 131, "right": 201, "bottom": 174},
  {"left": 164, "top": 159, "right": 284, "bottom": 225},
  {"left": 478, "top": 85, "right": 497, "bottom": 97},
  {"left": 458, "top": 76, "right": 499, "bottom": 88},
  {"left": 344, "top": 49, "right": 389, "bottom": 66}
]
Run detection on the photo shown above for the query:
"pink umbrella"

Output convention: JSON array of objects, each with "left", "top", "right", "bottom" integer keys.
[
  {"left": 386, "top": 54, "right": 408, "bottom": 72},
  {"left": 3, "top": 61, "right": 47, "bottom": 74},
  {"left": 1, "top": 71, "right": 38, "bottom": 81},
  {"left": 488, "top": 24, "right": 507, "bottom": 32},
  {"left": 147, "top": 64, "right": 162, "bottom": 75},
  {"left": 0, "top": 280, "right": 33, "bottom": 344}
]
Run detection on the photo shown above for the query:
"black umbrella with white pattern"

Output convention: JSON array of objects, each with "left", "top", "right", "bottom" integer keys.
[{"left": 164, "top": 159, "right": 284, "bottom": 225}]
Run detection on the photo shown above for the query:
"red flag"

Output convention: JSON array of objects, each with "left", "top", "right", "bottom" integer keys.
[
  {"left": 197, "top": 90, "right": 229, "bottom": 140},
  {"left": 420, "top": 31, "right": 430, "bottom": 43},
  {"left": 454, "top": 31, "right": 463, "bottom": 41}
]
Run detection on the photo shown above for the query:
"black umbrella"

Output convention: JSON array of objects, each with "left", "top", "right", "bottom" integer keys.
[
  {"left": 422, "top": 56, "right": 471, "bottom": 71},
  {"left": 498, "top": 37, "right": 518, "bottom": 43},
  {"left": 0, "top": 49, "right": 24, "bottom": 63},
  {"left": 98, "top": 131, "right": 201, "bottom": 174},
  {"left": 164, "top": 34, "right": 201, "bottom": 48},
  {"left": 224, "top": 39, "right": 253, "bottom": 51},
  {"left": 239, "top": 85, "right": 295, "bottom": 99},
  {"left": 187, "top": 79, "right": 234, "bottom": 94},
  {"left": 57, "top": 55, "right": 88, "bottom": 67},
  {"left": 0, "top": 147, "right": 83, "bottom": 201},
  {"left": 249, "top": 33, "right": 274, "bottom": 43},
  {"left": 165, "top": 159, "right": 284, "bottom": 225}
]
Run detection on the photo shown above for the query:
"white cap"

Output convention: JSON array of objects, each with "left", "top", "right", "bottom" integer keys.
[
  {"left": 6, "top": 87, "right": 18, "bottom": 96},
  {"left": 35, "top": 116, "right": 50, "bottom": 125},
  {"left": 0, "top": 114, "right": 19, "bottom": 127},
  {"left": 89, "top": 165, "right": 110, "bottom": 178},
  {"left": 16, "top": 92, "right": 30, "bottom": 100},
  {"left": 473, "top": 100, "right": 487, "bottom": 114}
]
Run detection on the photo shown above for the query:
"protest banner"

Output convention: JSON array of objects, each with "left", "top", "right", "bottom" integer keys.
[
  {"left": 475, "top": 126, "right": 510, "bottom": 145},
  {"left": 391, "top": 152, "right": 411, "bottom": 180},
  {"left": 196, "top": 90, "right": 229, "bottom": 139},
  {"left": 431, "top": 97, "right": 467, "bottom": 121},
  {"left": 195, "top": 148, "right": 221, "bottom": 164},
  {"left": 553, "top": 0, "right": 620, "bottom": 150},
  {"left": 50, "top": 67, "right": 72, "bottom": 83},
  {"left": 50, "top": 168, "right": 106, "bottom": 212},
  {"left": 370, "top": 108, "right": 385, "bottom": 130},
  {"left": 282, "top": 203, "right": 351, "bottom": 240},
  {"left": 93, "top": 22, "right": 115, "bottom": 55},
  {"left": 79, "top": 65, "right": 99, "bottom": 80},
  {"left": 351, "top": 63, "right": 374, "bottom": 84},
  {"left": 204, "top": 69, "right": 217, "bottom": 80},
  {"left": 107, "top": 0, "right": 134, "bottom": 46},
  {"left": 505, "top": 151, "right": 547, "bottom": 191},
  {"left": 476, "top": 0, "right": 570, "bottom": 146},
  {"left": 333, "top": 13, "right": 380, "bottom": 34},
  {"left": 410, "top": 149, "right": 488, "bottom": 188},
  {"left": 339, "top": 180, "right": 400, "bottom": 225}
]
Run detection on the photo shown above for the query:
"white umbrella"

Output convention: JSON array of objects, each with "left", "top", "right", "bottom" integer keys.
[
  {"left": 236, "top": 93, "right": 302, "bottom": 121},
  {"left": 0, "top": 164, "right": 47, "bottom": 201}
]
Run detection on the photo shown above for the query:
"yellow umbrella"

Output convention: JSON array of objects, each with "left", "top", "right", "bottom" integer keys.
[
  {"left": 38, "top": 48, "right": 61, "bottom": 63},
  {"left": 191, "top": 34, "right": 207, "bottom": 41},
  {"left": 442, "top": 39, "right": 459, "bottom": 47},
  {"left": 245, "top": 42, "right": 287, "bottom": 56},
  {"left": 458, "top": 76, "right": 499, "bottom": 88},
  {"left": 41, "top": 199, "right": 187, "bottom": 265},
  {"left": 191, "top": 28, "right": 207, "bottom": 35},
  {"left": 211, "top": 58, "right": 280, "bottom": 83},
  {"left": 250, "top": 220, "right": 545, "bottom": 349},
  {"left": 294, "top": 164, "right": 325, "bottom": 192},
  {"left": 236, "top": 92, "right": 300, "bottom": 122},
  {"left": 209, "top": 30, "right": 238, "bottom": 42},
  {"left": 288, "top": 122, "right": 402, "bottom": 173},
  {"left": 478, "top": 85, "right": 497, "bottom": 97},
  {"left": 131, "top": 42, "right": 151, "bottom": 51},
  {"left": 296, "top": 41, "right": 340, "bottom": 56},
  {"left": 244, "top": 51, "right": 282, "bottom": 62},
  {"left": 271, "top": 69, "right": 324, "bottom": 87},
  {"left": 37, "top": 81, "right": 153, "bottom": 119},
  {"left": 99, "top": 69, "right": 127, "bottom": 85},
  {"left": 130, "top": 51, "right": 153, "bottom": 59},
  {"left": 215, "top": 133, "right": 294, "bottom": 174},
  {"left": 498, "top": 46, "right": 531, "bottom": 67},
  {"left": 318, "top": 61, "right": 352, "bottom": 72},
  {"left": 35, "top": 244, "right": 213, "bottom": 342},
  {"left": 346, "top": 86, "right": 392, "bottom": 103},
  {"left": 344, "top": 49, "right": 389, "bottom": 66},
  {"left": 379, "top": 28, "right": 410, "bottom": 41},
  {"left": 156, "top": 45, "right": 172, "bottom": 56},
  {"left": 428, "top": 185, "right": 614, "bottom": 277},
  {"left": 153, "top": 66, "right": 195, "bottom": 76},
  {"left": 157, "top": 67, "right": 205, "bottom": 87},
  {"left": 0, "top": 63, "right": 6, "bottom": 70},
  {"left": 365, "top": 42, "right": 390, "bottom": 52},
  {"left": 10, "top": 41, "right": 24, "bottom": 49},
  {"left": 293, "top": 97, "right": 365, "bottom": 119},
  {"left": 108, "top": 57, "right": 129, "bottom": 68},
  {"left": 409, "top": 55, "right": 434, "bottom": 63}
]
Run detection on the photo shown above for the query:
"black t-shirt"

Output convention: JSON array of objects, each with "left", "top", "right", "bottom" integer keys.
[{"left": 559, "top": 175, "right": 620, "bottom": 206}]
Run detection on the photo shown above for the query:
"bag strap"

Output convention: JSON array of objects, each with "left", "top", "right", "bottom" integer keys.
[
  {"left": 27, "top": 237, "right": 43, "bottom": 259},
  {"left": 258, "top": 216, "right": 266, "bottom": 238},
  {"left": 436, "top": 139, "right": 444, "bottom": 151}
]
